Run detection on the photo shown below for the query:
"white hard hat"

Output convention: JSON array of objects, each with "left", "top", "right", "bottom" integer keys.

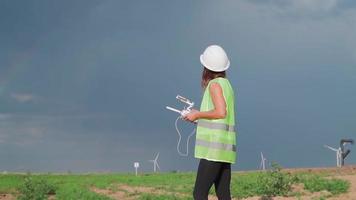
[{"left": 200, "top": 45, "right": 230, "bottom": 72}]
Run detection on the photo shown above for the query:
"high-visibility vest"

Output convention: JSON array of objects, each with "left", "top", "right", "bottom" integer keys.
[{"left": 194, "top": 77, "right": 236, "bottom": 163}]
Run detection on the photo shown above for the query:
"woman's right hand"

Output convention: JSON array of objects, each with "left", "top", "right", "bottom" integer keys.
[{"left": 182, "top": 109, "right": 199, "bottom": 123}]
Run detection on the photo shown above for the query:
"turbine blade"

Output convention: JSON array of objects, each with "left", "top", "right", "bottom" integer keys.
[
  {"left": 324, "top": 145, "right": 338, "bottom": 152},
  {"left": 155, "top": 152, "right": 160, "bottom": 160},
  {"left": 156, "top": 162, "right": 160, "bottom": 170}
]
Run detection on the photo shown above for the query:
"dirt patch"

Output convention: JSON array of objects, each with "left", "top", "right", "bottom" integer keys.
[
  {"left": 234, "top": 165, "right": 356, "bottom": 176},
  {"left": 92, "top": 185, "right": 235, "bottom": 200},
  {"left": 281, "top": 165, "right": 356, "bottom": 176},
  {"left": 48, "top": 194, "right": 55, "bottom": 200},
  {"left": 92, "top": 184, "right": 264, "bottom": 200},
  {"left": 92, "top": 187, "right": 130, "bottom": 200},
  {"left": 0, "top": 193, "right": 55, "bottom": 200},
  {"left": 0, "top": 194, "right": 15, "bottom": 200},
  {"left": 91, "top": 184, "right": 189, "bottom": 200}
]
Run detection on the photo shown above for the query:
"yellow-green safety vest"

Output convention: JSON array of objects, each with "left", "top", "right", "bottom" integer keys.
[{"left": 194, "top": 77, "right": 236, "bottom": 163}]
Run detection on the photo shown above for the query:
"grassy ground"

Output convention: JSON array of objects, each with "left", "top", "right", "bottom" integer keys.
[{"left": 0, "top": 167, "right": 352, "bottom": 200}]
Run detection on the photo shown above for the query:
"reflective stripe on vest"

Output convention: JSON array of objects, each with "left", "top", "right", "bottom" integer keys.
[
  {"left": 197, "top": 120, "right": 235, "bottom": 132},
  {"left": 196, "top": 139, "right": 236, "bottom": 152}
]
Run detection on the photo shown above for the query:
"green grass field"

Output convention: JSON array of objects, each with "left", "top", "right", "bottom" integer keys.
[{"left": 0, "top": 167, "right": 351, "bottom": 200}]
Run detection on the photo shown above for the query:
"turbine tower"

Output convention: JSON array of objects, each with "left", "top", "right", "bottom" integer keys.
[
  {"left": 149, "top": 152, "right": 160, "bottom": 172},
  {"left": 324, "top": 145, "right": 342, "bottom": 167}
]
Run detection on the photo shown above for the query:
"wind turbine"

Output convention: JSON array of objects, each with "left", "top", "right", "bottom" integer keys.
[
  {"left": 149, "top": 152, "right": 160, "bottom": 172},
  {"left": 259, "top": 152, "right": 267, "bottom": 171},
  {"left": 324, "top": 145, "right": 342, "bottom": 167}
]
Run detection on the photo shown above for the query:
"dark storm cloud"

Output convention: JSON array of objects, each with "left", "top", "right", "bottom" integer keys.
[{"left": 0, "top": 0, "right": 355, "bottom": 172}]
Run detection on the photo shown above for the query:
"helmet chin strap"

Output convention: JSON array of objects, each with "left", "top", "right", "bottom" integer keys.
[{"left": 174, "top": 116, "right": 196, "bottom": 157}]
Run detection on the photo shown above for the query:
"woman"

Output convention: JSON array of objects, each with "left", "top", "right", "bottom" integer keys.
[{"left": 184, "top": 45, "right": 236, "bottom": 200}]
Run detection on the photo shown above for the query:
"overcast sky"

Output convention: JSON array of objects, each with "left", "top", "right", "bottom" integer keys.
[{"left": 1, "top": 0, "right": 356, "bottom": 173}]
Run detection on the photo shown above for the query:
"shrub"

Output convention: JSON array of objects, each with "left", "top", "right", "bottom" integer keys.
[
  {"left": 17, "top": 176, "right": 56, "bottom": 200},
  {"left": 258, "top": 162, "right": 294, "bottom": 197},
  {"left": 303, "top": 176, "right": 350, "bottom": 195}
]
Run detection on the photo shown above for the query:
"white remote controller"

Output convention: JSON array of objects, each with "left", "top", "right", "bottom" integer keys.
[
  {"left": 166, "top": 106, "right": 191, "bottom": 116},
  {"left": 166, "top": 95, "right": 194, "bottom": 117}
]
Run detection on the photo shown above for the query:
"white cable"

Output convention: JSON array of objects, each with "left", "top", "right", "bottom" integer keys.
[{"left": 174, "top": 116, "right": 196, "bottom": 156}]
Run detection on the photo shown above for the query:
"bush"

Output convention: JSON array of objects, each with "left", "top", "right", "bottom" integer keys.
[
  {"left": 303, "top": 176, "right": 350, "bottom": 195},
  {"left": 17, "top": 176, "right": 56, "bottom": 200},
  {"left": 258, "top": 162, "right": 294, "bottom": 197}
]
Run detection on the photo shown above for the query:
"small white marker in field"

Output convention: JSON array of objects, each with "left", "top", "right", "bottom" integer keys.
[{"left": 134, "top": 162, "right": 139, "bottom": 176}]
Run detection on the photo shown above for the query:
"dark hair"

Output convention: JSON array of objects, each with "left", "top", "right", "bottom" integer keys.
[{"left": 201, "top": 67, "right": 226, "bottom": 90}]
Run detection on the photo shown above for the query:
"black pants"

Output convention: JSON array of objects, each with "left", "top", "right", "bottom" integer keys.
[{"left": 193, "top": 159, "right": 231, "bottom": 200}]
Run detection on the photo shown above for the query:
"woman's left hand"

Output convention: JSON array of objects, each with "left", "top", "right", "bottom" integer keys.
[{"left": 183, "top": 109, "right": 199, "bottom": 123}]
